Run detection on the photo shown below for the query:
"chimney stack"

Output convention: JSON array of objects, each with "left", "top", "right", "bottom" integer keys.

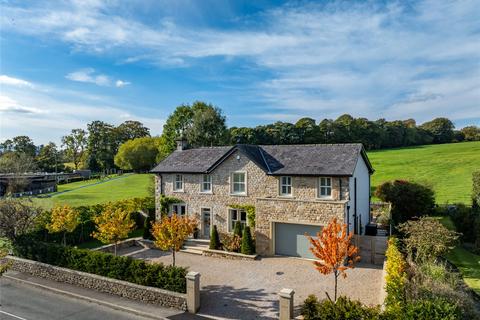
[{"left": 176, "top": 138, "right": 188, "bottom": 151}]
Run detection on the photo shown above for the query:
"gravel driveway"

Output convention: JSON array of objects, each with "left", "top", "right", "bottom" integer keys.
[{"left": 126, "top": 250, "right": 384, "bottom": 319}]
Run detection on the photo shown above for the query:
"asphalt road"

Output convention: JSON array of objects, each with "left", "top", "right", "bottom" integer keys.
[{"left": 0, "top": 278, "right": 153, "bottom": 320}]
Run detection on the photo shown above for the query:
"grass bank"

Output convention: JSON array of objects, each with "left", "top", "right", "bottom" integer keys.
[
  {"left": 368, "top": 141, "right": 480, "bottom": 204},
  {"left": 34, "top": 174, "right": 154, "bottom": 209}
]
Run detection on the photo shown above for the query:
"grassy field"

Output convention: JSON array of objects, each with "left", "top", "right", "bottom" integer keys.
[
  {"left": 34, "top": 174, "right": 153, "bottom": 209},
  {"left": 368, "top": 141, "right": 480, "bottom": 204},
  {"left": 436, "top": 216, "right": 480, "bottom": 294}
]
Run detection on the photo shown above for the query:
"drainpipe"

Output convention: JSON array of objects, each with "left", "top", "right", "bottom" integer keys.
[{"left": 354, "top": 178, "right": 357, "bottom": 234}]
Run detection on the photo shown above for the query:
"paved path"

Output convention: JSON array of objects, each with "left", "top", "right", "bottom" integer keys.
[{"left": 129, "top": 250, "right": 384, "bottom": 319}]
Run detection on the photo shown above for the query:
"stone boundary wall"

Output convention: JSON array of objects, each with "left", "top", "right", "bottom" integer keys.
[
  {"left": 7, "top": 256, "right": 187, "bottom": 311},
  {"left": 202, "top": 248, "right": 258, "bottom": 260}
]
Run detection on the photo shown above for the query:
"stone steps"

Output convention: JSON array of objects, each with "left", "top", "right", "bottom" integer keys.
[{"left": 181, "top": 239, "right": 209, "bottom": 255}]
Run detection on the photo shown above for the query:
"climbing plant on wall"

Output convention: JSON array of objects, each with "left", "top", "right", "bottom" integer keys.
[
  {"left": 228, "top": 204, "right": 255, "bottom": 228},
  {"left": 159, "top": 195, "right": 183, "bottom": 216}
]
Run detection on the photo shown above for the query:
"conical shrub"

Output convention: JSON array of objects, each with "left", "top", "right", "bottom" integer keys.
[
  {"left": 209, "top": 225, "right": 221, "bottom": 250},
  {"left": 241, "top": 226, "right": 255, "bottom": 255}
]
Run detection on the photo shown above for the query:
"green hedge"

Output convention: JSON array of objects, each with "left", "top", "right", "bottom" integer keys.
[
  {"left": 384, "top": 237, "right": 407, "bottom": 312},
  {"left": 13, "top": 237, "right": 187, "bottom": 293},
  {"left": 301, "top": 295, "right": 459, "bottom": 320},
  {"left": 473, "top": 171, "right": 480, "bottom": 205},
  {"left": 301, "top": 295, "right": 381, "bottom": 320}
]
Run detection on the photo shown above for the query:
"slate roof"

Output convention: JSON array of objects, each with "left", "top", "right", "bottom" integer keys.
[{"left": 151, "top": 144, "right": 374, "bottom": 176}]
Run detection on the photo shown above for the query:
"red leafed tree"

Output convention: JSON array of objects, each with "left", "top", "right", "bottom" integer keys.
[{"left": 307, "top": 218, "right": 360, "bottom": 301}]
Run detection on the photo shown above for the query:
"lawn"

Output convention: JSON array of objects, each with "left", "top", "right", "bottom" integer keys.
[
  {"left": 436, "top": 215, "right": 480, "bottom": 294},
  {"left": 34, "top": 173, "right": 154, "bottom": 209},
  {"left": 368, "top": 141, "right": 480, "bottom": 204}
]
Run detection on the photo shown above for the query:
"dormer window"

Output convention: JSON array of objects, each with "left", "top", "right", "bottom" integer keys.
[
  {"left": 174, "top": 174, "right": 183, "bottom": 191},
  {"left": 279, "top": 176, "right": 292, "bottom": 196}
]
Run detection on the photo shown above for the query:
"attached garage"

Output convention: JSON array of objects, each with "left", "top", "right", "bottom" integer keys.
[{"left": 274, "top": 222, "right": 323, "bottom": 259}]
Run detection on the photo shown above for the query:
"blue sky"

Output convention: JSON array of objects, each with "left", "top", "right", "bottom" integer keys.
[{"left": 0, "top": 0, "right": 479, "bottom": 144}]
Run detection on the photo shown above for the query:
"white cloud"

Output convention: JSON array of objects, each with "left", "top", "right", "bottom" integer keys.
[
  {"left": 115, "top": 80, "right": 130, "bottom": 88},
  {"left": 65, "top": 68, "right": 131, "bottom": 88},
  {"left": 1, "top": 0, "right": 479, "bottom": 123},
  {"left": 0, "top": 75, "right": 34, "bottom": 88},
  {"left": 0, "top": 81, "right": 164, "bottom": 144},
  {"left": 65, "top": 68, "right": 111, "bottom": 86}
]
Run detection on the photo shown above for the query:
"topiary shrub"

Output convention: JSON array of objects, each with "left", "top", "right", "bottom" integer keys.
[
  {"left": 240, "top": 226, "right": 255, "bottom": 255},
  {"left": 233, "top": 221, "right": 243, "bottom": 238},
  {"left": 209, "top": 225, "right": 220, "bottom": 250},
  {"left": 375, "top": 180, "right": 435, "bottom": 228},
  {"left": 300, "top": 295, "right": 381, "bottom": 320},
  {"left": 143, "top": 213, "right": 154, "bottom": 240}
]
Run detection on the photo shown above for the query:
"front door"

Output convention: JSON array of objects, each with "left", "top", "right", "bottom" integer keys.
[{"left": 202, "top": 208, "right": 211, "bottom": 238}]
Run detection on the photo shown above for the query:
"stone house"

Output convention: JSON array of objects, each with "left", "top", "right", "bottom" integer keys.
[{"left": 151, "top": 142, "right": 374, "bottom": 258}]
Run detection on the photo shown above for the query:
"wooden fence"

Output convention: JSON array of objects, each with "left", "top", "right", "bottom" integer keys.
[{"left": 352, "top": 235, "right": 388, "bottom": 265}]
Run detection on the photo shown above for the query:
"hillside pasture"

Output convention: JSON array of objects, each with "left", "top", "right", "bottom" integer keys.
[{"left": 368, "top": 141, "right": 480, "bottom": 204}]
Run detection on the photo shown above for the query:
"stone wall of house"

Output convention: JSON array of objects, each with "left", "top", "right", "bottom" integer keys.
[
  {"left": 7, "top": 256, "right": 187, "bottom": 310},
  {"left": 155, "top": 149, "right": 351, "bottom": 254},
  {"left": 255, "top": 198, "right": 347, "bottom": 255},
  {"left": 159, "top": 150, "right": 278, "bottom": 234}
]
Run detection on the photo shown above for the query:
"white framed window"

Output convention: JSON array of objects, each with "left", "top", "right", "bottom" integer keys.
[
  {"left": 229, "top": 208, "right": 247, "bottom": 231},
  {"left": 200, "top": 175, "right": 212, "bottom": 193},
  {"left": 170, "top": 203, "right": 186, "bottom": 216},
  {"left": 279, "top": 176, "right": 292, "bottom": 196},
  {"left": 174, "top": 174, "right": 183, "bottom": 191},
  {"left": 318, "top": 177, "right": 332, "bottom": 198},
  {"left": 231, "top": 172, "right": 246, "bottom": 195}
]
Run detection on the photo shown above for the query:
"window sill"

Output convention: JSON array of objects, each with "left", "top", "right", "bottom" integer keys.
[
  {"left": 278, "top": 195, "right": 294, "bottom": 198},
  {"left": 230, "top": 193, "right": 247, "bottom": 197},
  {"left": 199, "top": 191, "right": 213, "bottom": 195},
  {"left": 173, "top": 190, "right": 185, "bottom": 193}
]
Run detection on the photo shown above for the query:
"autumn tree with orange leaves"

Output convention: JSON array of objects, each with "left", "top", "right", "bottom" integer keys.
[
  {"left": 92, "top": 206, "right": 135, "bottom": 256},
  {"left": 151, "top": 214, "right": 197, "bottom": 266},
  {"left": 307, "top": 218, "right": 360, "bottom": 301}
]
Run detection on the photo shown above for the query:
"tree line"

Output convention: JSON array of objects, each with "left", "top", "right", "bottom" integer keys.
[{"left": 1, "top": 101, "right": 479, "bottom": 174}]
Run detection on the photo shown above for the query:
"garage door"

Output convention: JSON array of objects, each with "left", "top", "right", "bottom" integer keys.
[{"left": 274, "top": 223, "right": 323, "bottom": 259}]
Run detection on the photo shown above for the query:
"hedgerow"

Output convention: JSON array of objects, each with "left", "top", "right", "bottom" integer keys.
[
  {"left": 13, "top": 237, "right": 186, "bottom": 293},
  {"left": 384, "top": 237, "right": 407, "bottom": 312}
]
